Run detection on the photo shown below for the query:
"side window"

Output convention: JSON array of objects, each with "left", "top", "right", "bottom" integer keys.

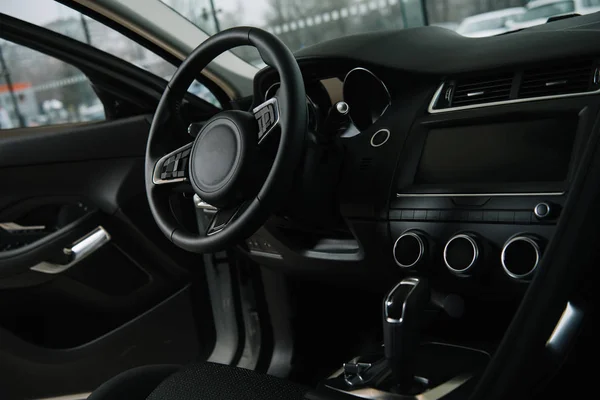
[
  {"left": 0, "top": 41, "right": 104, "bottom": 129},
  {"left": 1, "top": 0, "right": 221, "bottom": 108}
]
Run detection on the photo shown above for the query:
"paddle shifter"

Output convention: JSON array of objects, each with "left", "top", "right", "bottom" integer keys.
[{"left": 383, "top": 277, "right": 430, "bottom": 392}]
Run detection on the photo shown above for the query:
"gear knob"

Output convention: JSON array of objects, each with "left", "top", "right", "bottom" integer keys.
[{"left": 383, "top": 277, "right": 430, "bottom": 392}]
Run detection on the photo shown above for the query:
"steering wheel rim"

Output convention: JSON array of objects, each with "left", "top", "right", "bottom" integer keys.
[{"left": 145, "top": 27, "right": 307, "bottom": 253}]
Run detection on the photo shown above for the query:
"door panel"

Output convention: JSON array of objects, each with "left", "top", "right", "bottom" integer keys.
[
  {"left": 0, "top": 157, "right": 142, "bottom": 215},
  {"left": 0, "top": 286, "right": 199, "bottom": 400},
  {"left": 0, "top": 115, "right": 149, "bottom": 166},
  {"left": 0, "top": 117, "right": 214, "bottom": 399}
]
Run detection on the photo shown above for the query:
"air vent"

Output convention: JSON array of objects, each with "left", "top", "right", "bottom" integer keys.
[
  {"left": 451, "top": 73, "right": 513, "bottom": 107},
  {"left": 430, "top": 60, "right": 600, "bottom": 113},
  {"left": 519, "top": 60, "right": 595, "bottom": 99}
]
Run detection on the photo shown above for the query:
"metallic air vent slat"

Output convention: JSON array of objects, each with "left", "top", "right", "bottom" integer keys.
[
  {"left": 519, "top": 60, "right": 594, "bottom": 98},
  {"left": 453, "top": 87, "right": 513, "bottom": 98},
  {"left": 522, "top": 82, "right": 589, "bottom": 90},
  {"left": 454, "top": 84, "right": 512, "bottom": 94},
  {"left": 452, "top": 93, "right": 511, "bottom": 101},
  {"left": 521, "top": 74, "right": 590, "bottom": 84},
  {"left": 429, "top": 59, "right": 599, "bottom": 113},
  {"left": 451, "top": 75, "right": 512, "bottom": 106}
]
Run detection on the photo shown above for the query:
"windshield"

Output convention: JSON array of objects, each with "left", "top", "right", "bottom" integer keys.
[
  {"left": 515, "top": 1, "right": 575, "bottom": 22},
  {"left": 162, "top": 0, "right": 587, "bottom": 63},
  {"left": 458, "top": 16, "right": 512, "bottom": 34},
  {"left": 161, "top": 0, "right": 426, "bottom": 66}
]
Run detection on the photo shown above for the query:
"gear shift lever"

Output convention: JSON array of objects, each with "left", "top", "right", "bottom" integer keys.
[{"left": 383, "top": 277, "right": 430, "bottom": 392}]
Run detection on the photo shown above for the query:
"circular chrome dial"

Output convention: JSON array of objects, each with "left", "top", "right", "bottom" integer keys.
[
  {"left": 443, "top": 234, "right": 479, "bottom": 275},
  {"left": 393, "top": 231, "right": 426, "bottom": 268},
  {"left": 501, "top": 235, "right": 542, "bottom": 280}
]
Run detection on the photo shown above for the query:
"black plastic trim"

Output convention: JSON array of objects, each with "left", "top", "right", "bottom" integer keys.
[
  {"left": 0, "top": 285, "right": 199, "bottom": 399},
  {"left": 0, "top": 116, "right": 150, "bottom": 168},
  {"left": 294, "top": 13, "right": 600, "bottom": 76}
]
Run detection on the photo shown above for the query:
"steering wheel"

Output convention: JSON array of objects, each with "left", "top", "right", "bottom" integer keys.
[{"left": 145, "top": 27, "right": 307, "bottom": 253}]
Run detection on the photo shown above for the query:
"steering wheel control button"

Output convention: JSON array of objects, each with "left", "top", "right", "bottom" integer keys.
[
  {"left": 501, "top": 235, "right": 542, "bottom": 280},
  {"left": 393, "top": 231, "right": 426, "bottom": 269},
  {"left": 534, "top": 202, "right": 552, "bottom": 220},
  {"left": 444, "top": 234, "right": 480, "bottom": 276},
  {"left": 253, "top": 97, "right": 280, "bottom": 143},
  {"left": 370, "top": 128, "right": 390, "bottom": 147},
  {"left": 153, "top": 143, "right": 193, "bottom": 184}
]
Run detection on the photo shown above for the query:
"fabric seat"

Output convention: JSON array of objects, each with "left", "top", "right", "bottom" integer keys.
[{"left": 87, "top": 362, "right": 310, "bottom": 400}]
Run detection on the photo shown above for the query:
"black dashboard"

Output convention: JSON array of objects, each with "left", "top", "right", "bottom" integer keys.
[{"left": 238, "top": 12, "right": 600, "bottom": 301}]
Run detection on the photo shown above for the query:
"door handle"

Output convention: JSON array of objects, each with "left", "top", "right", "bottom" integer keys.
[{"left": 31, "top": 226, "right": 110, "bottom": 274}]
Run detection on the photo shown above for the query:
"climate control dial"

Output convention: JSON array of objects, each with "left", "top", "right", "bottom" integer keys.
[
  {"left": 444, "top": 233, "right": 480, "bottom": 276},
  {"left": 393, "top": 231, "right": 426, "bottom": 269},
  {"left": 501, "top": 235, "right": 543, "bottom": 280}
]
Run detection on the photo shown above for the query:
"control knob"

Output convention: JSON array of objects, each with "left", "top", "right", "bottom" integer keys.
[
  {"left": 443, "top": 233, "right": 480, "bottom": 276},
  {"left": 534, "top": 202, "right": 554, "bottom": 220},
  {"left": 393, "top": 231, "right": 426, "bottom": 269},
  {"left": 501, "top": 235, "right": 543, "bottom": 280}
]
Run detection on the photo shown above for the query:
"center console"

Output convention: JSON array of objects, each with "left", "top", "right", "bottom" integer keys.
[
  {"left": 386, "top": 103, "right": 591, "bottom": 297},
  {"left": 389, "top": 193, "right": 562, "bottom": 292},
  {"left": 307, "top": 102, "right": 595, "bottom": 399}
]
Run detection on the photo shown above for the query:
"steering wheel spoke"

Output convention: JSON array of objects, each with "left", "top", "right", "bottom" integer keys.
[
  {"left": 206, "top": 201, "right": 248, "bottom": 236},
  {"left": 193, "top": 194, "right": 217, "bottom": 211},
  {"left": 253, "top": 97, "right": 280, "bottom": 144},
  {"left": 152, "top": 143, "right": 193, "bottom": 185}
]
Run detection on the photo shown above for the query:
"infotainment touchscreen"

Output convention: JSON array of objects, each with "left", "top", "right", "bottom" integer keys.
[{"left": 415, "top": 118, "right": 577, "bottom": 185}]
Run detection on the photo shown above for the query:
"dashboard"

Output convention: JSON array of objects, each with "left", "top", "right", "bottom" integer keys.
[{"left": 237, "top": 12, "right": 600, "bottom": 299}]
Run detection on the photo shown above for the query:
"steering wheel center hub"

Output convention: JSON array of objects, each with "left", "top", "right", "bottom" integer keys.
[{"left": 189, "top": 111, "right": 257, "bottom": 207}]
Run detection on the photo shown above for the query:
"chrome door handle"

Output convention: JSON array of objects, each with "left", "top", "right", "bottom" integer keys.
[{"left": 31, "top": 226, "right": 111, "bottom": 274}]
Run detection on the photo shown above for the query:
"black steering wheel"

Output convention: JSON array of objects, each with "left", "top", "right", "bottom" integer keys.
[{"left": 145, "top": 27, "right": 307, "bottom": 253}]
